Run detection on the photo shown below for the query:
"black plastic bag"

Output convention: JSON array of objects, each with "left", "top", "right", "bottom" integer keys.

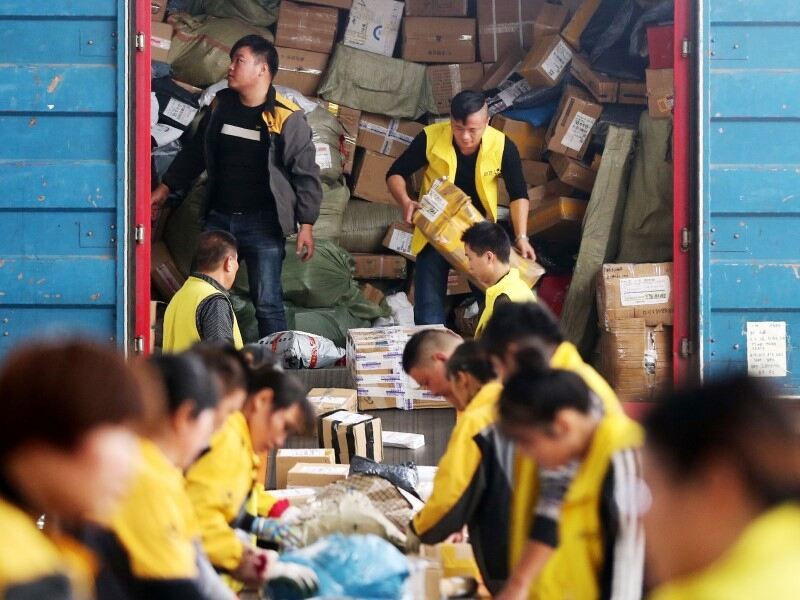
[
  {"left": 512, "top": 76, "right": 571, "bottom": 110},
  {"left": 629, "top": 0, "right": 675, "bottom": 60},
  {"left": 348, "top": 455, "right": 421, "bottom": 499},
  {"left": 583, "top": 0, "right": 649, "bottom": 81}
]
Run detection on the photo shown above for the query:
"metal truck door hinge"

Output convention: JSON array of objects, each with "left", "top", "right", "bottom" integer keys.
[
  {"left": 134, "top": 336, "right": 145, "bottom": 354},
  {"left": 135, "top": 32, "right": 146, "bottom": 51},
  {"left": 135, "top": 224, "right": 145, "bottom": 244},
  {"left": 680, "top": 338, "right": 693, "bottom": 359},
  {"left": 680, "top": 227, "right": 691, "bottom": 252},
  {"left": 681, "top": 38, "right": 691, "bottom": 58}
]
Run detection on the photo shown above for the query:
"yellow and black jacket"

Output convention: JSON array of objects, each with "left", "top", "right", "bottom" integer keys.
[
  {"left": 411, "top": 381, "right": 514, "bottom": 593},
  {"left": 474, "top": 268, "right": 536, "bottom": 338}
]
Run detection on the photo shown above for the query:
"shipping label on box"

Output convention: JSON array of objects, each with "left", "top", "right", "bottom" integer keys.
[
  {"left": 427, "top": 62, "right": 485, "bottom": 114},
  {"left": 344, "top": 0, "right": 404, "bottom": 57},
  {"left": 276, "top": 448, "right": 335, "bottom": 489},
  {"left": 402, "top": 17, "right": 476, "bottom": 64},
  {"left": 286, "top": 463, "right": 350, "bottom": 488},
  {"left": 307, "top": 387, "right": 358, "bottom": 414},
  {"left": 318, "top": 411, "right": 383, "bottom": 463},
  {"left": 276, "top": 0, "right": 339, "bottom": 54},
  {"left": 273, "top": 47, "right": 329, "bottom": 97},
  {"left": 405, "top": 0, "right": 469, "bottom": 17},
  {"left": 477, "top": 0, "right": 542, "bottom": 63},
  {"left": 547, "top": 85, "right": 602, "bottom": 159},
  {"left": 646, "top": 69, "right": 674, "bottom": 118},
  {"left": 519, "top": 35, "right": 573, "bottom": 89},
  {"left": 596, "top": 263, "right": 673, "bottom": 329},
  {"left": 352, "top": 150, "right": 396, "bottom": 204},
  {"left": 151, "top": 22, "right": 173, "bottom": 63},
  {"left": 383, "top": 222, "right": 417, "bottom": 261},
  {"left": 357, "top": 113, "right": 424, "bottom": 158}
]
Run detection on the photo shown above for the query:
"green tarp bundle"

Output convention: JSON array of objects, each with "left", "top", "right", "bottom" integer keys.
[
  {"left": 307, "top": 107, "right": 345, "bottom": 185},
  {"left": 313, "top": 178, "right": 350, "bottom": 243},
  {"left": 186, "top": 0, "right": 279, "bottom": 27},
  {"left": 339, "top": 200, "right": 403, "bottom": 253}
]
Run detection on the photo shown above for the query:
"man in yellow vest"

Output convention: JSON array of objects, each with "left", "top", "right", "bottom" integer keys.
[
  {"left": 387, "top": 90, "right": 534, "bottom": 325},
  {"left": 163, "top": 230, "right": 244, "bottom": 352},
  {"left": 461, "top": 221, "right": 535, "bottom": 338}
]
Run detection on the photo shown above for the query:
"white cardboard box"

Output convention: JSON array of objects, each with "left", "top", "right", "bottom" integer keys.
[{"left": 343, "top": 0, "right": 403, "bottom": 57}]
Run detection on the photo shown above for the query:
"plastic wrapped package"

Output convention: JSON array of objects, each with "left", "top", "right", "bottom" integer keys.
[
  {"left": 257, "top": 331, "right": 344, "bottom": 369},
  {"left": 185, "top": 0, "right": 280, "bottom": 27},
  {"left": 284, "top": 304, "right": 370, "bottom": 348},
  {"left": 152, "top": 140, "right": 183, "bottom": 180},
  {"left": 306, "top": 107, "right": 344, "bottom": 184},
  {"left": 281, "top": 239, "right": 357, "bottom": 308},
  {"left": 349, "top": 456, "right": 420, "bottom": 498},
  {"left": 339, "top": 200, "right": 403, "bottom": 254},
  {"left": 311, "top": 178, "right": 350, "bottom": 243},
  {"left": 385, "top": 292, "right": 415, "bottom": 327},
  {"left": 272, "top": 534, "right": 409, "bottom": 599},
  {"left": 273, "top": 85, "right": 319, "bottom": 114}
]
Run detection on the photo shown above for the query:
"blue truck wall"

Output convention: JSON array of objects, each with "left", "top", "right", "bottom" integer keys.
[
  {"left": 0, "top": 1, "right": 129, "bottom": 356},
  {"left": 701, "top": 1, "right": 800, "bottom": 393}
]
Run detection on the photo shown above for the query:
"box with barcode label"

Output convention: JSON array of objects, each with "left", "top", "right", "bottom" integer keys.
[
  {"left": 518, "top": 35, "right": 574, "bottom": 89},
  {"left": 546, "top": 84, "right": 603, "bottom": 160},
  {"left": 597, "top": 263, "right": 673, "bottom": 329},
  {"left": 383, "top": 222, "right": 417, "bottom": 261},
  {"left": 318, "top": 410, "right": 383, "bottom": 463}
]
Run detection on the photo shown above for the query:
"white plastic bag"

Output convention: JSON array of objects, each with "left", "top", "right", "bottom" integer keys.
[{"left": 257, "top": 331, "right": 344, "bottom": 369}]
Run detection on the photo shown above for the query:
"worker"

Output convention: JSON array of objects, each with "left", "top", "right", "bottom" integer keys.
[
  {"left": 479, "top": 302, "right": 622, "bottom": 600},
  {"left": 184, "top": 365, "right": 317, "bottom": 596},
  {"left": 498, "top": 348, "right": 645, "bottom": 600},
  {"left": 461, "top": 221, "right": 535, "bottom": 338},
  {"left": 387, "top": 89, "right": 534, "bottom": 326},
  {"left": 401, "top": 328, "right": 463, "bottom": 401},
  {"left": 189, "top": 343, "right": 249, "bottom": 429},
  {"left": 644, "top": 376, "right": 800, "bottom": 599},
  {"left": 163, "top": 231, "right": 244, "bottom": 353},
  {"left": 90, "top": 352, "right": 234, "bottom": 600},
  {"left": 152, "top": 35, "right": 322, "bottom": 338},
  {"left": 0, "top": 340, "right": 143, "bottom": 599},
  {"left": 408, "top": 341, "right": 512, "bottom": 594}
]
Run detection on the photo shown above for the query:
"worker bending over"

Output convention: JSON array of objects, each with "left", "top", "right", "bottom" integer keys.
[{"left": 401, "top": 328, "right": 463, "bottom": 402}]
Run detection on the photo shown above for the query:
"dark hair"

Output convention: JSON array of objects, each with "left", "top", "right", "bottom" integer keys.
[
  {"left": 480, "top": 302, "right": 564, "bottom": 358},
  {"left": 230, "top": 34, "right": 279, "bottom": 78},
  {"left": 451, "top": 90, "right": 488, "bottom": 122},
  {"left": 644, "top": 376, "right": 800, "bottom": 505},
  {"left": 446, "top": 341, "right": 496, "bottom": 383},
  {"left": 247, "top": 366, "right": 315, "bottom": 434},
  {"left": 461, "top": 221, "right": 512, "bottom": 263},
  {"left": 192, "top": 230, "right": 238, "bottom": 273},
  {"left": 242, "top": 343, "right": 281, "bottom": 370},
  {"left": 402, "top": 328, "right": 461, "bottom": 373},
  {"left": 499, "top": 346, "right": 592, "bottom": 430},
  {"left": 148, "top": 353, "right": 220, "bottom": 416},
  {"left": 188, "top": 343, "right": 248, "bottom": 396},
  {"left": 0, "top": 340, "right": 143, "bottom": 457}
]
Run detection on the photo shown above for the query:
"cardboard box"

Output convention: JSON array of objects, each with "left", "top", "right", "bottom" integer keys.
[
  {"left": 596, "top": 262, "right": 673, "bottom": 328},
  {"left": 518, "top": 35, "right": 574, "bottom": 89},
  {"left": 276, "top": 1, "right": 338, "bottom": 54},
  {"left": 647, "top": 24, "right": 674, "bottom": 69},
  {"left": 286, "top": 463, "right": 350, "bottom": 488},
  {"left": 527, "top": 197, "right": 587, "bottom": 244},
  {"left": 528, "top": 179, "right": 575, "bottom": 206},
  {"left": 402, "top": 18, "right": 477, "bottom": 64},
  {"left": 352, "top": 150, "right": 396, "bottom": 204},
  {"left": 561, "top": 0, "right": 603, "bottom": 51},
  {"left": 151, "top": 22, "right": 173, "bottom": 63},
  {"left": 570, "top": 54, "right": 619, "bottom": 103},
  {"left": 549, "top": 152, "right": 597, "bottom": 193},
  {"left": 291, "top": 0, "right": 351, "bottom": 8},
  {"left": 522, "top": 160, "right": 555, "bottom": 187},
  {"left": 546, "top": 85, "right": 602, "bottom": 159},
  {"left": 619, "top": 80, "right": 648, "bottom": 105},
  {"left": 273, "top": 47, "right": 329, "bottom": 97},
  {"left": 533, "top": 3, "right": 570, "bottom": 39},
  {"left": 318, "top": 100, "right": 361, "bottom": 175},
  {"left": 427, "top": 62, "right": 485, "bottom": 114},
  {"left": 383, "top": 221, "right": 417, "bottom": 261},
  {"left": 352, "top": 254, "right": 408, "bottom": 279},
  {"left": 276, "top": 448, "right": 335, "bottom": 489},
  {"left": 151, "top": 241, "right": 185, "bottom": 300},
  {"left": 307, "top": 387, "right": 358, "bottom": 415},
  {"left": 361, "top": 283, "right": 386, "bottom": 306},
  {"left": 646, "top": 69, "right": 674, "bottom": 118},
  {"left": 151, "top": 0, "right": 167, "bottom": 22},
  {"left": 267, "top": 487, "right": 317, "bottom": 507},
  {"left": 491, "top": 115, "right": 547, "bottom": 160},
  {"left": 447, "top": 270, "right": 471, "bottom": 295},
  {"left": 405, "top": 0, "right": 469, "bottom": 17},
  {"left": 344, "top": 0, "right": 404, "bottom": 57},
  {"left": 383, "top": 430, "right": 426, "bottom": 449},
  {"left": 319, "top": 410, "right": 383, "bottom": 463},
  {"left": 477, "top": 0, "right": 542, "bottom": 63},
  {"left": 357, "top": 113, "right": 424, "bottom": 158}
]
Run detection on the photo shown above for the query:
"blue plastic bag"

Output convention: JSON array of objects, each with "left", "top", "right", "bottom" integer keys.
[
  {"left": 269, "top": 534, "right": 410, "bottom": 599},
  {"left": 501, "top": 101, "right": 559, "bottom": 128}
]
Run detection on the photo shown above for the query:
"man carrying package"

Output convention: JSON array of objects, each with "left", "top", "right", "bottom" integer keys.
[{"left": 387, "top": 90, "right": 534, "bottom": 326}]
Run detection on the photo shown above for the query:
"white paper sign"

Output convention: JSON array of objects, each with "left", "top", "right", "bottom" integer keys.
[
  {"left": 314, "top": 142, "right": 333, "bottom": 170},
  {"left": 151, "top": 122, "right": 182, "bottom": 147},
  {"left": 619, "top": 276, "right": 671, "bottom": 306},
  {"left": 419, "top": 189, "right": 448, "bottom": 222},
  {"left": 389, "top": 228, "right": 413, "bottom": 256},
  {"left": 278, "top": 449, "right": 330, "bottom": 457},
  {"left": 542, "top": 40, "right": 573, "bottom": 81},
  {"left": 162, "top": 98, "right": 197, "bottom": 126},
  {"left": 561, "top": 111, "right": 597, "bottom": 152},
  {"left": 747, "top": 321, "right": 788, "bottom": 377}
]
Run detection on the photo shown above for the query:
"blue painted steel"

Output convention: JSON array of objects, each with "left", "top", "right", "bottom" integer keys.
[
  {"left": 701, "top": 1, "right": 800, "bottom": 393},
  {"left": 0, "top": 2, "right": 128, "bottom": 355}
]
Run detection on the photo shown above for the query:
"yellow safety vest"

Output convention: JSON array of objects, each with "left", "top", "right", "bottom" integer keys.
[
  {"left": 474, "top": 268, "right": 535, "bottom": 338},
  {"left": 163, "top": 276, "right": 244, "bottom": 353},
  {"left": 649, "top": 503, "right": 800, "bottom": 600},
  {"left": 532, "top": 413, "right": 643, "bottom": 599},
  {"left": 411, "top": 122, "right": 506, "bottom": 255}
]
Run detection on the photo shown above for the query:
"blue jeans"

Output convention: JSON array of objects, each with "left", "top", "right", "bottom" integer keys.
[
  {"left": 205, "top": 209, "right": 287, "bottom": 338},
  {"left": 414, "top": 245, "right": 453, "bottom": 325}
]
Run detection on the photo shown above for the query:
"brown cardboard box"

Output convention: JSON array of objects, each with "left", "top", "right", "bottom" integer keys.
[
  {"left": 151, "top": 0, "right": 167, "bottom": 22},
  {"left": 276, "top": 448, "right": 335, "bottom": 489},
  {"left": 275, "top": 1, "right": 338, "bottom": 54},
  {"left": 357, "top": 113, "right": 424, "bottom": 158},
  {"left": 352, "top": 254, "right": 408, "bottom": 279},
  {"left": 549, "top": 152, "right": 597, "bottom": 193},
  {"left": 344, "top": 0, "right": 404, "bottom": 57},
  {"left": 562, "top": 0, "right": 603, "bottom": 50},
  {"left": 546, "top": 84, "right": 603, "bottom": 159},
  {"left": 596, "top": 262, "right": 673, "bottom": 328},
  {"left": 402, "top": 18, "right": 477, "bottom": 64},
  {"left": 307, "top": 387, "right": 358, "bottom": 415},
  {"left": 318, "top": 100, "right": 360, "bottom": 175},
  {"left": 447, "top": 270, "right": 471, "bottom": 295},
  {"left": 518, "top": 35, "right": 574, "bottom": 89},
  {"left": 646, "top": 69, "right": 674, "bottom": 118},
  {"left": 477, "top": 0, "right": 543, "bottom": 63},
  {"left": 319, "top": 411, "right": 383, "bottom": 463},
  {"left": 522, "top": 160, "right": 555, "bottom": 187},
  {"left": 405, "top": 0, "right": 469, "bottom": 16},
  {"left": 151, "top": 241, "right": 185, "bottom": 300},
  {"left": 291, "top": 0, "right": 351, "bottom": 8},
  {"left": 427, "top": 63, "right": 485, "bottom": 114},
  {"left": 477, "top": 47, "right": 526, "bottom": 91},
  {"left": 491, "top": 115, "right": 547, "bottom": 160},
  {"left": 528, "top": 179, "right": 575, "bottom": 205},
  {"left": 527, "top": 197, "right": 587, "bottom": 243},
  {"left": 273, "top": 47, "right": 329, "bottom": 97},
  {"left": 570, "top": 54, "right": 619, "bottom": 103},
  {"left": 267, "top": 487, "right": 317, "bottom": 507},
  {"left": 383, "top": 222, "right": 417, "bottom": 261},
  {"left": 533, "top": 3, "right": 570, "bottom": 39},
  {"left": 151, "top": 22, "right": 173, "bottom": 63},
  {"left": 361, "top": 283, "right": 385, "bottom": 305},
  {"left": 287, "top": 463, "right": 350, "bottom": 488},
  {"left": 619, "top": 80, "right": 648, "bottom": 105},
  {"left": 352, "top": 150, "right": 395, "bottom": 204}
]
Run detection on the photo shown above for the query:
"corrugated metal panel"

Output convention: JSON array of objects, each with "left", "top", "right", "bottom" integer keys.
[
  {"left": 0, "top": 1, "right": 128, "bottom": 355},
  {"left": 700, "top": 0, "right": 800, "bottom": 393}
]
